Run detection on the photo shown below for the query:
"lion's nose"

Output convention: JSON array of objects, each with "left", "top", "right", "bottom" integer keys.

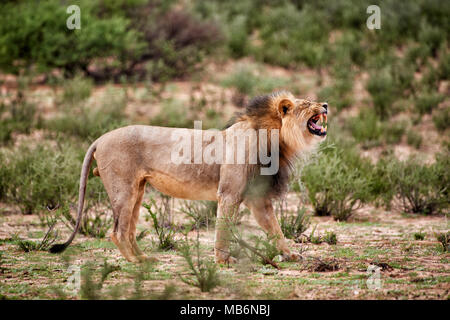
[{"left": 322, "top": 103, "right": 328, "bottom": 111}]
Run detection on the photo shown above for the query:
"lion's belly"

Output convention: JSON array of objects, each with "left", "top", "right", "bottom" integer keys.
[{"left": 144, "top": 170, "right": 218, "bottom": 201}]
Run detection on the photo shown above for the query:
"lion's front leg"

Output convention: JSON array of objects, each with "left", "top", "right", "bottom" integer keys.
[
  {"left": 245, "top": 198, "right": 300, "bottom": 262},
  {"left": 214, "top": 195, "right": 242, "bottom": 264}
]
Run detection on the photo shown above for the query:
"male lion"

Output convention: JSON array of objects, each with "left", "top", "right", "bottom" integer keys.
[{"left": 50, "top": 91, "right": 328, "bottom": 263}]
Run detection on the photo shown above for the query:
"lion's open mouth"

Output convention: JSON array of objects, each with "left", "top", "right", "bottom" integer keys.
[{"left": 307, "top": 112, "right": 327, "bottom": 136}]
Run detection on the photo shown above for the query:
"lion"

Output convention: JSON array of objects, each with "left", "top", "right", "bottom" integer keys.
[{"left": 50, "top": 91, "right": 328, "bottom": 263}]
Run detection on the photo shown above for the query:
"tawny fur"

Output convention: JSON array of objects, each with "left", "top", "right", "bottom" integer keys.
[{"left": 50, "top": 91, "right": 328, "bottom": 263}]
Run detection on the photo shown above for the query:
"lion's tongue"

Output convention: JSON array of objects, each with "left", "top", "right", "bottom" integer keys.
[{"left": 310, "top": 121, "right": 322, "bottom": 130}]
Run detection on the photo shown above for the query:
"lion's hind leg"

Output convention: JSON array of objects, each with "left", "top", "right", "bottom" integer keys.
[
  {"left": 129, "top": 180, "right": 157, "bottom": 263},
  {"left": 101, "top": 173, "right": 141, "bottom": 263}
]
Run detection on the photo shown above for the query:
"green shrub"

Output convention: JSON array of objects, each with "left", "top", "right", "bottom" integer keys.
[
  {"left": 0, "top": 0, "right": 144, "bottom": 77},
  {"left": 347, "top": 108, "right": 406, "bottom": 148},
  {"left": 277, "top": 204, "right": 310, "bottom": 242},
  {"left": 437, "top": 48, "right": 450, "bottom": 80},
  {"left": 227, "top": 15, "right": 250, "bottom": 58},
  {"left": 179, "top": 236, "right": 220, "bottom": 292},
  {"left": 386, "top": 155, "right": 449, "bottom": 215},
  {"left": 221, "top": 64, "right": 288, "bottom": 97},
  {"left": 143, "top": 199, "right": 177, "bottom": 251},
  {"left": 347, "top": 108, "right": 383, "bottom": 148},
  {"left": 0, "top": 140, "right": 109, "bottom": 215},
  {"left": 318, "top": 60, "right": 354, "bottom": 112},
  {"left": 150, "top": 98, "right": 192, "bottom": 128},
  {"left": 407, "top": 130, "right": 422, "bottom": 149},
  {"left": 414, "top": 90, "right": 444, "bottom": 115},
  {"left": 413, "top": 232, "right": 425, "bottom": 241},
  {"left": 384, "top": 121, "right": 406, "bottom": 145},
  {"left": 80, "top": 260, "right": 121, "bottom": 300},
  {"left": 231, "top": 232, "right": 282, "bottom": 267},
  {"left": 436, "top": 232, "right": 449, "bottom": 252},
  {"left": 0, "top": 0, "right": 220, "bottom": 81},
  {"left": 323, "top": 231, "right": 338, "bottom": 245},
  {"left": 58, "top": 204, "right": 112, "bottom": 239},
  {"left": 47, "top": 86, "right": 128, "bottom": 139},
  {"left": 418, "top": 21, "right": 445, "bottom": 56},
  {"left": 302, "top": 146, "right": 373, "bottom": 221},
  {"left": 366, "top": 70, "right": 397, "bottom": 119},
  {"left": 256, "top": 3, "right": 330, "bottom": 68},
  {"left": 60, "top": 76, "right": 93, "bottom": 105},
  {"left": 13, "top": 224, "right": 58, "bottom": 252},
  {"left": 180, "top": 200, "right": 217, "bottom": 230},
  {"left": 0, "top": 100, "right": 37, "bottom": 145},
  {"left": 432, "top": 108, "right": 450, "bottom": 131}
]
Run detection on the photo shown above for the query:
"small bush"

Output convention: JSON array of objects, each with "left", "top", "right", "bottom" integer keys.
[
  {"left": 143, "top": 199, "right": 177, "bottom": 251},
  {"left": 407, "top": 130, "right": 422, "bottom": 149},
  {"left": 80, "top": 260, "right": 121, "bottom": 300},
  {"left": 386, "top": 155, "right": 449, "bottom": 215},
  {"left": 347, "top": 108, "right": 383, "bottom": 148},
  {"left": 323, "top": 231, "right": 338, "bottom": 245},
  {"left": 13, "top": 224, "right": 58, "bottom": 252},
  {"left": 277, "top": 203, "right": 310, "bottom": 242},
  {"left": 231, "top": 232, "right": 282, "bottom": 268},
  {"left": 436, "top": 232, "right": 449, "bottom": 252},
  {"left": 227, "top": 15, "right": 250, "bottom": 58},
  {"left": 367, "top": 70, "right": 397, "bottom": 120},
  {"left": 432, "top": 108, "right": 450, "bottom": 132},
  {"left": 221, "top": 64, "right": 288, "bottom": 98},
  {"left": 302, "top": 147, "right": 373, "bottom": 221},
  {"left": 256, "top": 4, "right": 330, "bottom": 68},
  {"left": 305, "top": 227, "right": 339, "bottom": 246},
  {"left": 59, "top": 205, "right": 112, "bottom": 239},
  {"left": 60, "top": 76, "right": 93, "bottom": 105},
  {"left": 150, "top": 98, "right": 193, "bottom": 128},
  {"left": 179, "top": 235, "right": 220, "bottom": 292},
  {"left": 414, "top": 90, "right": 445, "bottom": 115},
  {"left": 0, "top": 143, "right": 79, "bottom": 214},
  {"left": 347, "top": 108, "right": 406, "bottom": 148},
  {"left": 47, "top": 86, "right": 128, "bottom": 139},
  {"left": 0, "top": 99, "right": 37, "bottom": 145},
  {"left": 413, "top": 232, "right": 426, "bottom": 241},
  {"left": 180, "top": 200, "right": 217, "bottom": 230},
  {"left": 308, "top": 225, "right": 323, "bottom": 245}
]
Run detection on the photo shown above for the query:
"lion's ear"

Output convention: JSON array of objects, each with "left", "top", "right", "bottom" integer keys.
[{"left": 278, "top": 98, "right": 294, "bottom": 117}]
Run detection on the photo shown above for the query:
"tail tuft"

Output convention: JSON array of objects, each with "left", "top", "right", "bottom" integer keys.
[{"left": 49, "top": 243, "right": 68, "bottom": 253}]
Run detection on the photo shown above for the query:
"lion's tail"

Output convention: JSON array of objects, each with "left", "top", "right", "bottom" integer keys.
[{"left": 49, "top": 140, "right": 98, "bottom": 254}]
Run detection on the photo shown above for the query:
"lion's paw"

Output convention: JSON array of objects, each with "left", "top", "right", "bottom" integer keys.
[
  {"left": 215, "top": 255, "right": 238, "bottom": 265},
  {"left": 137, "top": 255, "right": 159, "bottom": 263},
  {"left": 281, "top": 252, "right": 302, "bottom": 262}
]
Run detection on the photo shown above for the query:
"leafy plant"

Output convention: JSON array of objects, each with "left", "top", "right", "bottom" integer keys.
[
  {"left": 366, "top": 70, "right": 397, "bottom": 119},
  {"left": 179, "top": 234, "right": 220, "bottom": 292},
  {"left": 13, "top": 224, "right": 58, "bottom": 252},
  {"left": 80, "top": 260, "right": 121, "bottom": 300},
  {"left": 230, "top": 227, "right": 282, "bottom": 268},
  {"left": 180, "top": 200, "right": 217, "bottom": 230},
  {"left": 414, "top": 90, "right": 444, "bottom": 115},
  {"left": 436, "top": 232, "right": 449, "bottom": 252},
  {"left": 413, "top": 232, "right": 426, "bottom": 241},
  {"left": 302, "top": 146, "right": 373, "bottom": 221},
  {"left": 143, "top": 198, "right": 177, "bottom": 251},
  {"left": 59, "top": 205, "right": 112, "bottom": 239},
  {"left": 276, "top": 202, "right": 310, "bottom": 242},
  {"left": 323, "top": 231, "right": 338, "bottom": 245},
  {"left": 386, "top": 155, "right": 449, "bottom": 215}
]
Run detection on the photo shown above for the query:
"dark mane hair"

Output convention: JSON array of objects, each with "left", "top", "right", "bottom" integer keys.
[{"left": 226, "top": 92, "right": 296, "bottom": 199}]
